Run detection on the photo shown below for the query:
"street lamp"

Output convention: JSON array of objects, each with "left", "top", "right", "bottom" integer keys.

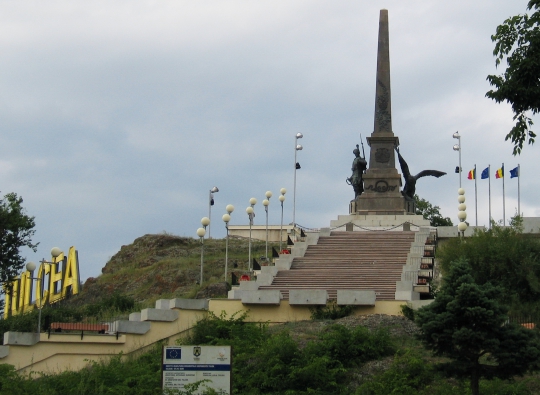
[
  {"left": 246, "top": 198, "right": 257, "bottom": 272},
  {"left": 279, "top": 188, "right": 286, "bottom": 252},
  {"left": 208, "top": 186, "right": 219, "bottom": 238},
  {"left": 457, "top": 188, "right": 468, "bottom": 237},
  {"left": 453, "top": 132, "right": 461, "bottom": 188},
  {"left": 197, "top": 217, "right": 209, "bottom": 284},
  {"left": 25, "top": 247, "right": 62, "bottom": 334},
  {"left": 263, "top": 191, "right": 272, "bottom": 260},
  {"left": 293, "top": 133, "right": 303, "bottom": 238},
  {"left": 222, "top": 204, "right": 234, "bottom": 282},
  {"left": 25, "top": 261, "right": 41, "bottom": 334}
]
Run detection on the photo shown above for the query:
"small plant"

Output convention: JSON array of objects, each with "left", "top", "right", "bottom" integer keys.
[
  {"left": 309, "top": 300, "right": 354, "bottom": 320},
  {"left": 400, "top": 304, "right": 415, "bottom": 321}
]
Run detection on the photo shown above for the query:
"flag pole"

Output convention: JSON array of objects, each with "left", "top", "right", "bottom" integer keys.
[
  {"left": 518, "top": 164, "right": 521, "bottom": 216},
  {"left": 474, "top": 164, "right": 478, "bottom": 227},
  {"left": 488, "top": 164, "right": 491, "bottom": 229},
  {"left": 502, "top": 162, "right": 505, "bottom": 226}
]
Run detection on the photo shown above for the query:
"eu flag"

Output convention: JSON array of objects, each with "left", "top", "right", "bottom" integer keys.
[
  {"left": 510, "top": 167, "right": 519, "bottom": 178},
  {"left": 166, "top": 348, "right": 182, "bottom": 360},
  {"left": 481, "top": 167, "right": 489, "bottom": 179}
]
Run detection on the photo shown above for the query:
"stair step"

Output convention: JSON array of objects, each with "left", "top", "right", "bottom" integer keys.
[{"left": 266, "top": 230, "right": 419, "bottom": 301}]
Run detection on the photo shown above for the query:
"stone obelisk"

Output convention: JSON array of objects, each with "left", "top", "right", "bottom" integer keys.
[{"left": 352, "top": 9, "right": 407, "bottom": 215}]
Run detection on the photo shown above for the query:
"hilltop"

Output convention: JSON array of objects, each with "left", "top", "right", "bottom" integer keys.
[{"left": 70, "top": 233, "right": 275, "bottom": 307}]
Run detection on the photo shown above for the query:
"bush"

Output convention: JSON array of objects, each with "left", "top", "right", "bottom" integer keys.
[
  {"left": 309, "top": 300, "right": 353, "bottom": 320},
  {"left": 305, "top": 324, "right": 394, "bottom": 368},
  {"left": 355, "top": 349, "right": 435, "bottom": 395},
  {"left": 183, "top": 311, "right": 395, "bottom": 394},
  {"left": 400, "top": 304, "right": 415, "bottom": 321}
]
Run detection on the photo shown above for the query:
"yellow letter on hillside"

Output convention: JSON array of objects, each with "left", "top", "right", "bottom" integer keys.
[
  {"left": 18, "top": 270, "right": 35, "bottom": 314},
  {"left": 48, "top": 252, "right": 64, "bottom": 304},
  {"left": 61, "top": 247, "right": 80, "bottom": 298},
  {"left": 36, "top": 262, "right": 50, "bottom": 308},
  {"left": 9, "top": 278, "right": 20, "bottom": 317}
]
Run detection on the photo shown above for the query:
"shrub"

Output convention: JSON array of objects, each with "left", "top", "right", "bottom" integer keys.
[
  {"left": 355, "top": 349, "right": 434, "bottom": 395},
  {"left": 400, "top": 304, "right": 415, "bottom": 321},
  {"left": 309, "top": 300, "right": 353, "bottom": 320}
]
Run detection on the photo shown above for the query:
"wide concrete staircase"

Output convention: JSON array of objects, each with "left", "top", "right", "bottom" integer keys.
[{"left": 258, "top": 230, "right": 416, "bottom": 301}]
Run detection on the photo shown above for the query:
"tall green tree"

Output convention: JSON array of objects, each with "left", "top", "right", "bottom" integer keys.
[
  {"left": 0, "top": 193, "right": 38, "bottom": 314},
  {"left": 486, "top": 0, "right": 540, "bottom": 155},
  {"left": 416, "top": 258, "right": 540, "bottom": 395},
  {"left": 436, "top": 218, "right": 540, "bottom": 309},
  {"left": 414, "top": 195, "right": 453, "bottom": 227}
]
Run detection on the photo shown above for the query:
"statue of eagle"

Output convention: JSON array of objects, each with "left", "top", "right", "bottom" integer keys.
[{"left": 395, "top": 147, "right": 446, "bottom": 201}]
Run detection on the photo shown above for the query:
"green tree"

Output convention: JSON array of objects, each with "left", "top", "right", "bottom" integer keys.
[
  {"left": 414, "top": 195, "right": 453, "bottom": 227},
  {"left": 416, "top": 258, "right": 540, "bottom": 395},
  {"left": 0, "top": 193, "right": 38, "bottom": 315},
  {"left": 436, "top": 218, "right": 540, "bottom": 309},
  {"left": 486, "top": 0, "right": 540, "bottom": 155}
]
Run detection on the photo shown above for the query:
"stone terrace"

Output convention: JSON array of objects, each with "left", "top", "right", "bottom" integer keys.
[{"left": 258, "top": 230, "right": 416, "bottom": 300}]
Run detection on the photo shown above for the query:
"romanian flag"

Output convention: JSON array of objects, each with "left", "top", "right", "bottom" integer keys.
[
  {"left": 467, "top": 169, "right": 475, "bottom": 180},
  {"left": 495, "top": 166, "right": 504, "bottom": 179}
]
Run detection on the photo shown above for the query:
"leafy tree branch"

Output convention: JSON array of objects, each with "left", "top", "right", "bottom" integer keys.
[{"left": 486, "top": 0, "right": 540, "bottom": 154}]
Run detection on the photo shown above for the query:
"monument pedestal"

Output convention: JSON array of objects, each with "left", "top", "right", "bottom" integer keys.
[
  {"left": 351, "top": 167, "right": 408, "bottom": 215},
  {"left": 332, "top": 213, "right": 430, "bottom": 228}
]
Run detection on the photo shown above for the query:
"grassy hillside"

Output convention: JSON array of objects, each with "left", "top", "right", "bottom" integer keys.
[
  {"left": 0, "top": 233, "right": 281, "bottom": 341},
  {"left": 71, "top": 233, "right": 279, "bottom": 307}
]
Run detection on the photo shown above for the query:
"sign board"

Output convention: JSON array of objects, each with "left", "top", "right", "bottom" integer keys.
[
  {"left": 3, "top": 246, "right": 81, "bottom": 319},
  {"left": 162, "top": 345, "right": 231, "bottom": 394}
]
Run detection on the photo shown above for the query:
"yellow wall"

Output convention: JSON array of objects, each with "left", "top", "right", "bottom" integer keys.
[
  {"left": 2, "top": 310, "right": 206, "bottom": 374},
  {"left": 2, "top": 300, "right": 403, "bottom": 374},
  {"left": 208, "top": 299, "right": 404, "bottom": 322}
]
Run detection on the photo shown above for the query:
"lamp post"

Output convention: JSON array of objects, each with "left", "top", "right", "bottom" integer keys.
[
  {"left": 453, "top": 132, "right": 461, "bottom": 188},
  {"left": 222, "top": 204, "right": 234, "bottom": 282},
  {"left": 246, "top": 197, "right": 257, "bottom": 272},
  {"left": 279, "top": 188, "right": 286, "bottom": 252},
  {"left": 263, "top": 191, "right": 272, "bottom": 260},
  {"left": 293, "top": 133, "right": 303, "bottom": 239},
  {"left": 198, "top": 217, "right": 209, "bottom": 284},
  {"left": 457, "top": 188, "right": 468, "bottom": 238},
  {"left": 25, "top": 247, "right": 62, "bottom": 334},
  {"left": 208, "top": 186, "right": 219, "bottom": 238},
  {"left": 196, "top": 227, "right": 206, "bottom": 284},
  {"left": 25, "top": 261, "right": 41, "bottom": 334}
]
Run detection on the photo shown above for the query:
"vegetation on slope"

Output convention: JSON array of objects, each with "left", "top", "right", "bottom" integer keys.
[
  {"left": 1, "top": 312, "right": 539, "bottom": 394},
  {"left": 72, "top": 234, "right": 278, "bottom": 307}
]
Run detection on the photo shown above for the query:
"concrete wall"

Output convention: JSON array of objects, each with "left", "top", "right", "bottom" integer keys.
[
  {"left": 521, "top": 217, "right": 540, "bottom": 234},
  {"left": 0, "top": 297, "right": 407, "bottom": 374},
  {"left": 1, "top": 309, "right": 206, "bottom": 374},
  {"left": 228, "top": 225, "right": 297, "bottom": 242},
  {"left": 208, "top": 299, "right": 404, "bottom": 323},
  {"left": 289, "top": 290, "right": 328, "bottom": 305},
  {"left": 330, "top": 214, "right": 430, "bottom": 228}
]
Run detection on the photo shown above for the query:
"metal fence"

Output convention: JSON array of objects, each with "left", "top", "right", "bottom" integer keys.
[{"left": 507, "top": 314, "right": 540, "bottom": 329}]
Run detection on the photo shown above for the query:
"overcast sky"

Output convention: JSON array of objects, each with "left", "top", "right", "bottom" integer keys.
[{"left": 0, "top": 0, "right": 536, "bottom": 281}]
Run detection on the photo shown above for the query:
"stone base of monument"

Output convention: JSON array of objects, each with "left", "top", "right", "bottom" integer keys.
[
  {"left": 349, "top": 195, "right": 416, "bottom": 216},
  {"left": 331, "top": 213, "right": 430, "bottom": 228}
]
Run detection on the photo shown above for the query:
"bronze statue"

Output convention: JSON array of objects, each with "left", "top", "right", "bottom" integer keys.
[
  {"left": 347, "top": 144, "right": 367, "bottom": 198},
  {"left": 395, "top": 147, "right": 446, "bottom": 201}
]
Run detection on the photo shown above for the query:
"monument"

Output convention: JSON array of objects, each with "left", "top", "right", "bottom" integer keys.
[
  {"left": 349, "top": 9, "right": 407, "bottom": 215},
  {"left": 335, "top": 9, "right": 437, "bottom": 227},
  {"left": 345, "top": 10, "right": 445, "bottom": 219}
]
